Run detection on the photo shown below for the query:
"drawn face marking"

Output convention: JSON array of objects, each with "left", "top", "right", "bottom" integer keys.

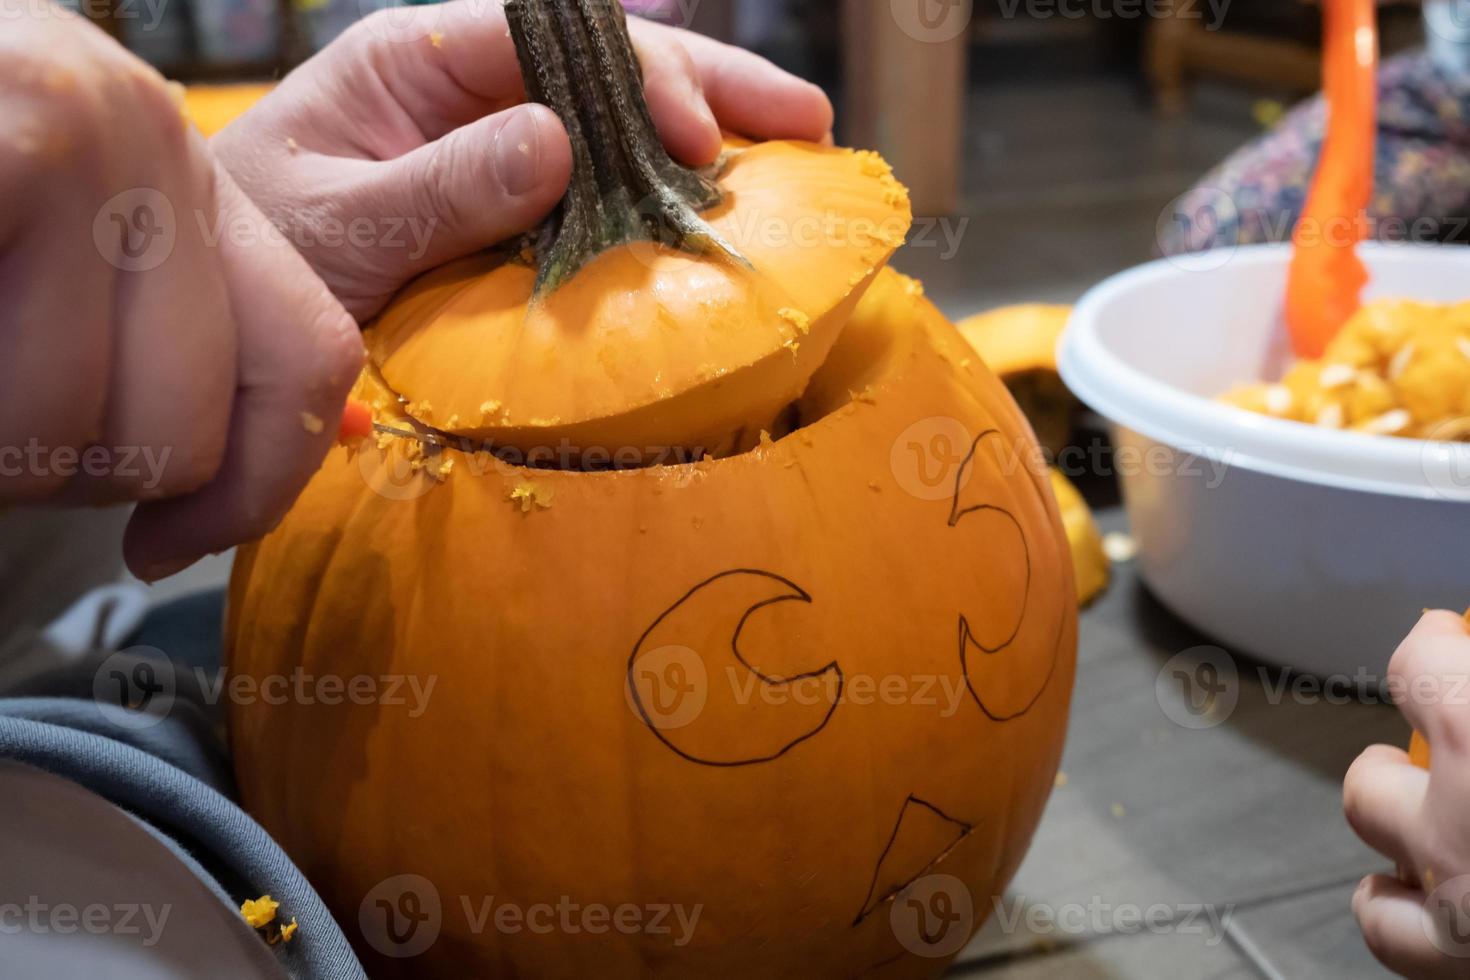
[
  {"left": 949, "top": 430, "right": 1065, "bottom": 722},
  {"left": 627, "top": 569, "right": 843, "bottom": 766},
  {"left": 853, "top": 795, "right": 974, "bottom": 927}
]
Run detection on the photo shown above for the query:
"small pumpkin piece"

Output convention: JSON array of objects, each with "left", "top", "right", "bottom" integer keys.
[
  {"left": 509, "top": 480, "right": 554, "bottom": 513},
  {"left": 957, "top": 305, "right": 1076, "bottom": 456},
  {"left": 1221, "top": 383, "right": 1290, "bottom": 418},
  {"left": 239, "top": 895, "right": 278, "bottom": 930},
  {"left": 240, "top": 894, "right": 299, "bottom": 946},
  {"left": 1049, "top": 468, "right": 1109, "bottom": 606}
]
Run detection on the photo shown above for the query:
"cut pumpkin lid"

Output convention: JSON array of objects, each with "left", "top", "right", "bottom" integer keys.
[{"left": 362, "top": 0, "right": 911, "bottom": 462}]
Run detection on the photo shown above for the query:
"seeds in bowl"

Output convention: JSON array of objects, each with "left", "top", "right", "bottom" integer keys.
[{"left": 1221, "top": 299, "right": 1470, "bottom": 440}]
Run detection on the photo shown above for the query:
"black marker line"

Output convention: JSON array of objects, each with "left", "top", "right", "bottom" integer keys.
[
  {"left": 948, "top": 429, "right": 1064, "bottom": 723},
  {"left": 853, "top": 795, "right": 975, "bottom": 926},
  {"left": 626, "top": 568, "right": 844, "bottom": 767}
]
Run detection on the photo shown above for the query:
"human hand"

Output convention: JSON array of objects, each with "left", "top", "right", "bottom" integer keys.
[
  {"left": 211, "top": 0, "right": 835, "bottom": 321},
  {"left": 1345, "top": 610, "right": 1470, "bottom": 978},
  {"left": 0, "top": 4, "right": 364, "bottom": 581}
]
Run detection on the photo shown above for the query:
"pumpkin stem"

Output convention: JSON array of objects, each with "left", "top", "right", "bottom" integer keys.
[{"left": 505, "top": 0, "right": 748, "bottom": 294}]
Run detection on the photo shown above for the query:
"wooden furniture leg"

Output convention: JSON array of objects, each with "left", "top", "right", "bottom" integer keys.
[
  {"left": 1147, "top": 0, "right": 1193, "bottom": 116},
  {"left": 1147, "top": 0, "right": 1321, "bottom": 116},
  {"left": 843, "top": 0, "right": 970, "bottom": 217}
]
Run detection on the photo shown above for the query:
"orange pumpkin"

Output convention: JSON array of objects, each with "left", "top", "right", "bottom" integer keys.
[
  {"left": 227, "top": 3, "right": 1075, "bottom": 976},
  {"left": 180, "top": 83, "right": 275, "bottom": 137},
  {"left": 368, "top": 1, "right": 908, "bottom": 462},
  {"left": 1048, "top": 468, "right": 1109, "bottom": 607},
  {"left": 229, "top": 268, "right": 1076, "bottom": 978},
  {"left": 956, "top": 304, "right": 1076, "bottom": 457}
]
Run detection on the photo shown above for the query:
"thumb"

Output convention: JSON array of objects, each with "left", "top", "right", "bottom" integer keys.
[
  {"left": 348, "top": 104, "right": 571, "bottom": 298},
  {"left": 124, "top": 168, "right": 364, "bottom": 581}
]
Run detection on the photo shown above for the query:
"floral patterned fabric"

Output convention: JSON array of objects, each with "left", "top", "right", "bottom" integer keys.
[{"left": 1160, "top": 48, "right": 1470, "bottom": 256}]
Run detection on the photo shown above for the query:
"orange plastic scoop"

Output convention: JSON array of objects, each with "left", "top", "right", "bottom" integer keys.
[{"left": 1285, "top": 0, "right": 1378, "bottom": 358}]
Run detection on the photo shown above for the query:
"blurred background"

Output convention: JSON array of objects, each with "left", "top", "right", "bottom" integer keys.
[{"left": 69, "top": 0, "right": 1429, "bottom": 316}]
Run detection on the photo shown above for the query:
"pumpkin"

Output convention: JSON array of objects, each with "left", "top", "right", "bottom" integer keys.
[
  {"left": 227, "top": 4, "right": 1076, "bottom": 976},
  {"left": 956, "top": 304, "right": 1076, "bottom": 457},
  {"left": 1048, "top": 469, "right": 1109, "bottom": 607},
  {"left": 955, "top": 307, "right": 1105, "bottom": 604},
  {"left": 368, "top": 1, "right": 909, "bottom": 462},
  {"left": 181, "top": 83, "right": 275, "bottom": 137}
]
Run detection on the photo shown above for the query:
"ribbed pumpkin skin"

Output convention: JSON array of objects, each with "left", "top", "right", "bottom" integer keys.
[{"left": 226, "top": 274, "right": 1077, "bottom": 978}]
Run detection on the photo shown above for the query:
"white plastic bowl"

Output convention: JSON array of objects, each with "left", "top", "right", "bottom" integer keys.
[{"left": 1061, "top": 243, "right": 1470, "bottom": 680}]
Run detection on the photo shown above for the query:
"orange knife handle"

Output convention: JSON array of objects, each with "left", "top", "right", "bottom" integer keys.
[{"left": 337, "top": 399, "right": 375, "bottom": 443}]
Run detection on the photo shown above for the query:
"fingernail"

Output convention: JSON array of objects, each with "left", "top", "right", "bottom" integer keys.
[
  {"left": 688, "top": 98, "right": 721, "bottom": 164},
  {"left": 696, "top": 97, "right": 718, "bottom": 134},
  {"left": 136, "top": 555, "right": 199, "bottom": 584},
  {"left": 495, "top": 108, "right": 543, "bottom": 198}
]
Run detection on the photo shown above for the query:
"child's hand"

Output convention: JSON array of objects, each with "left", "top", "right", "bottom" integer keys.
[
  {"left": 0, "top": 6, "right": 363, "bottom": 580},
  {"left": 1345, "top": 610, "right": 1470, "bottom": 978},
  {"left": 211, "top": 0, "right": 835, "bottom": 320}
]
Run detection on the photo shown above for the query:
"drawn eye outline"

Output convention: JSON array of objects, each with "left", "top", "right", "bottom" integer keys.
[
  {"left": 626, "top": 568, "right": 844, "bottom": 768},
  {"left": 948, "top": 429, "right": 1064, "bottom": 723}
]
